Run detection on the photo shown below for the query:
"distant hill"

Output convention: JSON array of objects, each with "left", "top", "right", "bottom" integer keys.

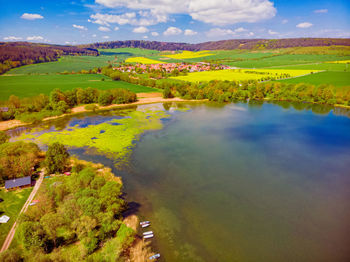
[
  {"left": 0, "top": 42, "right": 98, "bottom": 74},
  {"left": 78, "top": 38, "right": 350, "bottom": 51}
]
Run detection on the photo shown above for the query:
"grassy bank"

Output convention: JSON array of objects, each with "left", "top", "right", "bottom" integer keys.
[{"left": 0, "top": 188, "right": 32, "bottom": 247}]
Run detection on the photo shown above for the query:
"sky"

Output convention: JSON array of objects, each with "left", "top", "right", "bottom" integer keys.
[{"left": 0, "top": 0, "right": 349, "bottom": 45}]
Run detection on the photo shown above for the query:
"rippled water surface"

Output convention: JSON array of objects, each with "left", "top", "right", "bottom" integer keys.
[{"left": 10, "top": 102, "right": 350, "bottom": 261}]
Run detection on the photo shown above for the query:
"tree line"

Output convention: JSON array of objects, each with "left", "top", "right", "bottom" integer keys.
[{"left": 0, "top": 87, "right": 137, "bottom": 123}]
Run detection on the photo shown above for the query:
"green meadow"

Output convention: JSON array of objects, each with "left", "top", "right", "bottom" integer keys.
[
  {"left": 0, "top": 74, "right": 158, "bottom": 100},
  {"left": 0, "top": 188, "right": 32, "bottom": 247},
  {"left": 278, "top": 71, "right": 350, "bottom": 89}
]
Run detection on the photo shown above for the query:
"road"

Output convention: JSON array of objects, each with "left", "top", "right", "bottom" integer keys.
[{"left": 0, "top": 171, "right": 44, "bottom": 252}]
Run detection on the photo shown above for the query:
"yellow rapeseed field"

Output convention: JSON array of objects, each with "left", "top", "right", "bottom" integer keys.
[
  {"left": 326, "top": 60, "right": 350, "bottom": 64},
  {"left": 163, "top": 50, "right": 214, "bottom": 59},
  {"left": 171, "top": 69, "right": 321, "bottom": 82},
  {"left": 125, "top": 57, "right": 164, "bottom": 64}
]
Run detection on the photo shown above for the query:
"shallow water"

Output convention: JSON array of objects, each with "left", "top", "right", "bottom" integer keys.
[{"left": 9, "top": 102, "right": 350, "bottom": 261}]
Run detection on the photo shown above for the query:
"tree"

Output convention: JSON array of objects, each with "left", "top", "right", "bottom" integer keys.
[
  {"left": 0, "top": 141, "right": 41, "bottom": 181},
  {"left": 0, "top": 131, "right": 10, "bottom": 144},
  {"left": 44, "top": 142, "right": 69, "bottom": 174},
  {"left": 163, "top": 86, "right": 173, "bottom": 98}
]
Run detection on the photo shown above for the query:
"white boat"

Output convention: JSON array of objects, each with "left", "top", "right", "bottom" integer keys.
[
  {"left": 143, "top": 231, "right": 153, "bottom": 235},
  {"left": 149, "top": 253, "right": 160, "bottom": 260},
  {"left": 143, "top": 234, "right": 154, "bottom": 239},
  {"left": 141, "top": 223, "right": 150, "bottom": 228},
  {"left": 140, "top": 221, "right": 150, "bottom": 225}
]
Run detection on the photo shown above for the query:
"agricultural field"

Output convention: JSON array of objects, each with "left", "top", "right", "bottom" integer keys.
[
  {"left": 162, "top": 50, "right": 214, "bottom": 59},
  {"left": 99, "top": 47, "right": 160, "bottom": 56},
  {"left": 0, "top": 188, "right": 32, "bottom": 247},
  {"left": 0, "top": 74, "right": 158, "bottom": 99},
  {"left": 6, "top": 56, "right": 116, "bottom": 75},
  {"left": 172, "top": 69, "right": 320, "bottom": 83},
  {"left": 125, "top": 56, "right": 164, "bottom": 64},
  {"left": 278, "top": 71, "right": 350, "bottom": 89}
]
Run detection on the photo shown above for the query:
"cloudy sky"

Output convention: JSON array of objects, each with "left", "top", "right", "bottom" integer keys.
[{"left": 0, "top": 0, "right": 349, "bottom": 44}]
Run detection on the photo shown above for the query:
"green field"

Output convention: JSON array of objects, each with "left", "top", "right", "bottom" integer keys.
[
  {"left": 0, "top": 74, "right": 159, "bottom": 99},
  {"left": 269, "top": 62, "right": 349, "bottom": 71},
  {"left": 0, "top": 188, "right": 32, "bottom": 247},
  {"left": 99, "top": 47, "right": 160, "bottom": 56},
  {"left": 278, "top": 71, "right": 350, "bottom": 89}
]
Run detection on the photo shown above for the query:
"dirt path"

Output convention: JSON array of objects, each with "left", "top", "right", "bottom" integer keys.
[
  {"left": 0, "top": 171, "right": 44, "bottom": 252},
  {"left": 0, "top": 94, "right": 203, "bottom": 131}
]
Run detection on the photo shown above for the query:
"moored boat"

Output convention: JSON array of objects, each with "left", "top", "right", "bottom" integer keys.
[
  {"left": 143, "top": 231, "right": 153, "bottom": 235},
  {"left": 149, "top": 253, "right": 160, "bottom": 260},
  {"left": 143, "top": 234, "right": 154, "bottom": 239}
]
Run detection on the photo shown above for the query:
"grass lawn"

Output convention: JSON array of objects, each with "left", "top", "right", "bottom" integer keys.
[
  {"left": 0, "top": 74, "right": 159, "bottom": 100},
  {"left": 0, "top": 187, "right": 32, "bottom": 247},
  {"left": 277, "top": 71, "right": 350, "bottom": 89}
]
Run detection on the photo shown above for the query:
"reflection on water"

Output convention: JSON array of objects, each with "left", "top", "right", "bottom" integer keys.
[{"left": 7, "top": 102, "right": 350, "bottom": 262}]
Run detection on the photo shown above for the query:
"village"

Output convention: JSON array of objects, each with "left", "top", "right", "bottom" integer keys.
[{"left": 113, "top": 62, "right": 231, "bottom": 74}]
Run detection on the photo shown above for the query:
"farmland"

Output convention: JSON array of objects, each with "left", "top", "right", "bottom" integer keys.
[
  {"left": 163, "top": 50, "right": 214, "bottom": 59},
  {"left": 0, "top": 74, "right": 158, "bottom": 99},
  {"left": 125, "top": 57, "right": 164, "bottom": 64},
  {"left": 172, "top": 69, "right": 320, "bottom": 83},
  {"left": 278, "top": 71, "right": 350, "bottom": 89}
]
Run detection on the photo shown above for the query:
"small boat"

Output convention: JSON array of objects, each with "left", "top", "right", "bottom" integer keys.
[
  {"left": 149, "top": 253, "right": 160, "bottom": 260},
  {"left": 143, "top": 234, "right": 154, "bottom": 239},
  {"left": 143, "top": 231, "right": 153, "bottom": 235},
  {"left": 140, "top": 221, "right": 150, "bottom": 225},
  {"left": 141, "top": 223, "right": 150, "bottom": 228}
]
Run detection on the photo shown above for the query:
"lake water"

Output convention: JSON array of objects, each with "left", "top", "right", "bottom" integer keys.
[{"left": 9, "top": 102, "right": 350, "bottom": 261}]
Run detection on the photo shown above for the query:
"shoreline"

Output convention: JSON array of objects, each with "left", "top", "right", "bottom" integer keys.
[
  {"left": 1, "top": 94, "right": 349, "bottom": 132},
  {"left": 0, "top": 93, "right": 206, "bottom": 131}
]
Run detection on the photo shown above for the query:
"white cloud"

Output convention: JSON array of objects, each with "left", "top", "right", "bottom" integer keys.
[
  {"left": 249, "top": 32, "right": 254, "bottom": 36},
  {"left": 95, "top": 0, "right": 276, "bottom": 25},
  {"left": 163, "top": 26, "right": 182, "bottom": 36},
  {"left": 3, "top": 36, "right": 22, "bottom": 41},
  {"left": 26, "top": 36, "right": 44, "bottom": 41},
  {"left": 89, "top": 11, "right": 166, "bottom": 27},
  {"left": 73, "top": 24, "right": 87, "bottom": 30},
  {"left": 103, "top": 35, "right": 110, "bottom": 39},
  {"left": 296, "top": 22, "right": 313, "bottom": 28},
  {"left": 282, "top": 19, "right": 288, "bottom": 24},
  {"left": 20, "top": 13, "right": 44, "bottom": 20},
  {"left": 235, "top": 27, "right": 247, "bottom": 33},
  {"left": 314, "top": 9, "right": 328, "bottom": 13},
  {"left": 143, "top": 35, "right": 148, "bottom": 39},
  {"left": 151, "top": 32, "right": 159, "bottom": 36},
  {"left": 98, "top": 26, "right": 111, "bottom": 32},
  {"left": 205, "top": 27, "right": 249, "bottom": 37},
  {"left": 114, "top": 26, "right": 119, "bottom": 31},
  {"left": 268, "top": 29, "right": 278, "bottom": 35},
  {"left": 133, "top": 26, "right": 149, "bottom": 33},
  {"left": 65, "top": 41, "right": 71, "bottom": 44},
  {"left": 184, "top": 29, "right": 198, "bottom": 36},
  {"left": 92, "top": 34, "right": 97, "bottom": 37}
]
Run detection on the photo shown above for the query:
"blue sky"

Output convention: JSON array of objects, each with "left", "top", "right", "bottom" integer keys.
[{"left": 0, "top": 0, "right": 349, "bottom": 45}]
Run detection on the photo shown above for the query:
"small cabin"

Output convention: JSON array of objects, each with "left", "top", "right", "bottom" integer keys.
[{"left": 4, "top": 176, "right": 31, "bottom": 191}]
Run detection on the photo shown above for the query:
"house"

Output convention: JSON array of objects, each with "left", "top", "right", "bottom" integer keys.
[
  {"left": 0, "top": 215, "right": 10, "bottom": 223},
  {"left": 4, "top": 176, "right": 31, "bottom": 191}
]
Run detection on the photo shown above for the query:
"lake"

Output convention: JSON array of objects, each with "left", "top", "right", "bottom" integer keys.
[{"left": 9, "top": 102, "right": 350, "bottom": 262}]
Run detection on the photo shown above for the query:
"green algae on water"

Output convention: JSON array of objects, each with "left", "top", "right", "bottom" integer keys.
[{"left": 16, "top": 109, "right": 171, "bottom": 167}]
